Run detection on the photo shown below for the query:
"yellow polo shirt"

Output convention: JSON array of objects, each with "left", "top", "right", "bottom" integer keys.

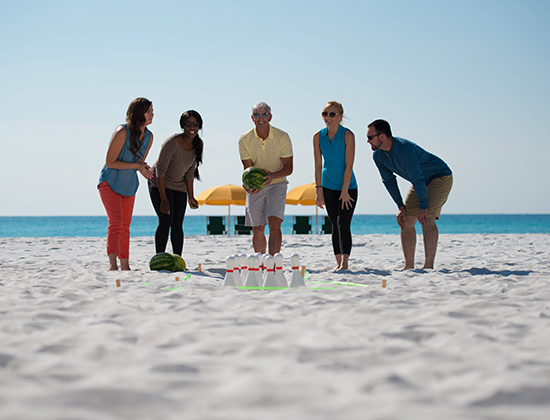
[{"left": 238, "top": 125, "right": 293, "bottom": 184}]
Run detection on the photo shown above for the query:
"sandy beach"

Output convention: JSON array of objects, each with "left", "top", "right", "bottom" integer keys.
[{"left": 1, "top": 233, "right": 550, "bottom": 419}]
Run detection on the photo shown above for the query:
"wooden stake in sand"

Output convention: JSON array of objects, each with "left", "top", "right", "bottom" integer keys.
[
  {"left": 300, "top": 265, "right": 306, "bottom": 278},
  {"left": 175, "top": 276, "right": 180, "bottom": 282},
  {"left": 116, "top": 279, "right": 121, "bottom": 287},
  {"left": 198, "top": 263, "right": 202, "bottom": 272},
  {"left": 382, "top": 279, "right": 387, "bottom": 288}
]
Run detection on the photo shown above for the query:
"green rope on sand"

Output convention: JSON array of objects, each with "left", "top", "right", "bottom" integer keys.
[{"left": 309, "top": 281, "right": 379, "bottom": 288}]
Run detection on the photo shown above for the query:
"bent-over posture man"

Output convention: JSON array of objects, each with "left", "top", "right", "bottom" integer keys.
[
  {"left": 238, "top": 102, "right": 293, "bottom": 255},
  {"left": 367, "top": 119, "right": 452, "bottom": 269}
]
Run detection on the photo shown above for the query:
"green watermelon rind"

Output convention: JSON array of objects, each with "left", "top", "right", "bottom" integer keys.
[
  {"left": 149, "top": 252, "right": 176, "bottom": 271},
  {"left": 242, "top": 167, "right": 267, "bottom": 191},
  {"left": 172, "top": 254, "right": 186, "bottom": 272}
]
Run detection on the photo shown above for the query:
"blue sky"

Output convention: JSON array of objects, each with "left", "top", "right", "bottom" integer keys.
[{"left": 1, "top": 0, "right": 549, "bottom": 216}]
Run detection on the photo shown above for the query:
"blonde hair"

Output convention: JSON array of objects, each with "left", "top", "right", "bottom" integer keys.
[{"left": 324, "top": 100, "right": 344, "bottom": 116}]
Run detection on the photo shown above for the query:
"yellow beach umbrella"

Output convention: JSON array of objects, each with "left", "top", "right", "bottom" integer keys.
[
  {"left": 196, "top": 184, "right": 247, "bottom": 235},
  {"left": 285, "top": 182, "right": 320, "bottom": 234}
]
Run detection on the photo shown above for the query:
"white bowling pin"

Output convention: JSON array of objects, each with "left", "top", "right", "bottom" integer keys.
[
  {"left": 263, "top": 256, "right": 278, "bottom": 288},
  {"left": 239, "top": 254, "right": 248, "bottom": 280},
  {"left": 274, "top": 253, "right": 288, "bottom": 288},
  {"left": 244, "top": 255, "right": 261, "bottom": 288},
  {"left": 222, "top": 256, "right": 239, "bottom": 287},
  {"left": 255, "top": 252, "right": 264, "bottom": 273},
  {"left": 289, "top": 253, "right": 305, "bottom": 287},
  {"left": 262, "top": 253, "right": 270, "bottom": 282},
  {"left": 232, "top": 254, "right": 243, "bottom": 285}
]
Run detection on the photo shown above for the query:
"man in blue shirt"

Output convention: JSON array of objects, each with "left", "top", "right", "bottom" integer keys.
[{"left": 367, "top": 119, "right": 453, "bottom": 270}]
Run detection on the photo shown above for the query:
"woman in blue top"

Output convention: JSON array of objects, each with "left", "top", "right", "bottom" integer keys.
[
  {"left": 313, "top": 101, "right": 358, "bottom": 271},
  {"left": 98, "top": 98, "right": 154, "bottom": 270}
]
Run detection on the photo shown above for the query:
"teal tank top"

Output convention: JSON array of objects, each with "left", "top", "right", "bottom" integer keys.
[
  {"left": 97, "top": 124, "right": 152, "bottom": 197},
  {"left": 319, "top": 125, "right": 358, "bottom": 191}
]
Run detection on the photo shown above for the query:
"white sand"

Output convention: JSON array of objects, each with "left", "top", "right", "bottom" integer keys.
[{"left": 1, "top": 234, "right": 550, "bottom": 419}]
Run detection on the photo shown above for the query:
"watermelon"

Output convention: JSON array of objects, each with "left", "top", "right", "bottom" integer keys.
[
  {"left": 242, "top": 167, "right": 267, "bottom": 191},
  {"left": 149, "top": 252, "right": 175, "bottom": 271},
  {"left": 172, "top": 254, "right": 186, "bottom": 271}
]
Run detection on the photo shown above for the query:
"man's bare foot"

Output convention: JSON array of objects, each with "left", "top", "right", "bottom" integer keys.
[
  {"left": 401, "top": 266, "right": 415, "bottom": 271},
  {"left": 109, "top": 266, "right": 118, "bottom": 271}
]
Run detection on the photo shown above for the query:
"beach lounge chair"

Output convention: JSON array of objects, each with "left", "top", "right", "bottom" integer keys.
[
  {"left": 321, "top": 215, "right": 333, "bottom": 234},
  {"left": 234, "top": 215, "right": 252, "bottom": 235},
  {"left": 207, "top": 216, "right": 226, "bottom": 235},
  {"left": 292, "top": 216, "right": 312, "bottom": 235}
]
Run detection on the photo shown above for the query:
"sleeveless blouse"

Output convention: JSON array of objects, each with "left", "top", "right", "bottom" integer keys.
[
  {"left": 98, "top": 124, "right": 152, "bottom": 196},
  {"left": 319, "top": 125, "right": 357, "bottom": 191}
]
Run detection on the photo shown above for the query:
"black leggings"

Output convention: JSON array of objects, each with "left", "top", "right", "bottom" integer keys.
[
  {"left": 149, "top": 184, "right": 188, "bottom": 255},
  {"left": 323, "top": 187, "right": 358, "bottom": 255}
]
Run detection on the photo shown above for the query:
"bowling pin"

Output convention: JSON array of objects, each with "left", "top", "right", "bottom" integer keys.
[
  {"left": 222, "top": 256, "right": 239, "bottom": 287},
  {"left": 232, "top": 254, "right": 243, "bottom": 285},
  {"left": 274, "top": 253, "right": 288, "bottom": 288},
  {"left": 263, "top": 255, "right": 278, "bottom": 288},
  {"left": 289, "top": 253, "right": 305, "bottom": 287},
  {"left": 244, "top": 255, "right": 261, "bottom": 288}
]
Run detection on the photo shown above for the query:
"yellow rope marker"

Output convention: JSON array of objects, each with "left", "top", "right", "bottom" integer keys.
[
  {"left": 198, "top": 263, "right": 202, "bottom": 272},
  {"left": 116, "top": 279, "right": 121, "bottom": 287},
  {"left": 175, "top": 276, "right": 180, "bottom": 282},
  {"left": 301, "top": 265, "right": 306, "bottom": 278},
  {"left": 382, "top": 279, "right": 387, "bottom": 288}
]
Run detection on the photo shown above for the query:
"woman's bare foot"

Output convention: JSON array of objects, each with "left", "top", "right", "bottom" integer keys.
[
  {"left": 108, "top": 254, "right": 118, "bottom": 270},
  {"left": 338, "top": 254, "right": 349, "bottom": 271},
  {"left": 120, "top": 258, "right": 131, "bottom": 271}
]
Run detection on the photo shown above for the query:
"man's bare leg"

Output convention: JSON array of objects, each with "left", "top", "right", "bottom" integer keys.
[
  {"left": 252, "top": 225, "right": 267, "bottom": 253},
  {"left": 421, "top": 214, "right": 438, "bottom": 269},
  {"left": 267, "top": 216, "right": 283, "bottom": 255},
  {"left": 400, "top": 217, "right": 417, "bottom": 270}
]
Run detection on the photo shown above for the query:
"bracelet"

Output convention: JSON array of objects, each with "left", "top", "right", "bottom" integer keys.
[{"left": 315, "top": 186, "right": 322, "bottom": 188}]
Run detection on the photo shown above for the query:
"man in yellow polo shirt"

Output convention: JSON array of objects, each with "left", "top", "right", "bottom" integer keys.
[{"left": 239, "top": 102, "right": 293, "bottom": 255}]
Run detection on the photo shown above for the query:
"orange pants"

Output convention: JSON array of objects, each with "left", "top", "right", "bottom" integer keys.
[{"left": 98, "top": 181, "right": 136, "bottom": 259}]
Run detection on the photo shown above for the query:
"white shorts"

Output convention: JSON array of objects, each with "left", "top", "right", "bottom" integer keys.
[{"left": 245, "top": 182, "right": 287, "bottom": 227}]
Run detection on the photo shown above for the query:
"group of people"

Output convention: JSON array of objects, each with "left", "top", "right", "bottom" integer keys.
[{"left": 98, "top": 98, "right": 452, "bottom": 273}]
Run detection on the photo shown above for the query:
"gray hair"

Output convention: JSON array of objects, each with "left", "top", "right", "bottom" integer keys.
[{"left": 252, "top": 102, "right": 271, "bottom": 114}]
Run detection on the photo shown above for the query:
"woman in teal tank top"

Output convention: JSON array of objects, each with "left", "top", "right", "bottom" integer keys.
[
  {"left": 97, "top": 98, "right": 154, "bottom": 271},
  {"left": 313, "top": 101, "right": 358, "bottom": 271}
]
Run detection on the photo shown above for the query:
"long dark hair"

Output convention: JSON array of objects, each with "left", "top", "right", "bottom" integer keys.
[
  {"left": 180, "top": 110, "right": 204, "bottom": 180},
  {"left": 126, "top": 97, "right": 152, "bottom": 160}
]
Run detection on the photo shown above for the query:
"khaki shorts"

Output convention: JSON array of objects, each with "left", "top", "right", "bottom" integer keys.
[
  {"left": 245, "top": 182, "right": 287, "bottom": 227},
  {"left": 404, "top": 175, "right": 453, "bottom": 219}
]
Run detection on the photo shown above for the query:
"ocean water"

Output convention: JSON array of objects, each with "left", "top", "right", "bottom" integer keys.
[{"left": 1, "top": 214, "right": 549, "bottom": 238}]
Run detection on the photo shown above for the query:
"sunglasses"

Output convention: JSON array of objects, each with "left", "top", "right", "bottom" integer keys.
[
  {"left": 367, "top": 133, "right": 381, "bottom": 141},
  {"left": 183, "top": 121, "right": 200, "bottom": 128},
  {"left": 321, "top": 111, "right": 339, "bottom": 118},
  {"left": 252, "top": 112, "right": 271, "bottom": 119}
]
